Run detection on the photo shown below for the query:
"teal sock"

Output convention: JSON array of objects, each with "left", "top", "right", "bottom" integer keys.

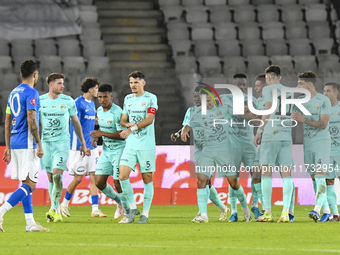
[
  {"left": 327, "top": 185, "right": 338, "bottom": 214},
  {"left": 289, "top": 183, "right": 295, "bottom": 212},
  {"left": 254, "top": 183, "right": 264, "bottom": 207},
  {"left": 52, "top": 174, "right": 63, "bottom": 209},
  {"left": 233, "top": 185, "right": 248, "bottom": 209},
  {"left": 197, "top": 188, "right": 208, "bottom": 214},
  {"left": 261, "top": 176, "right": 272, "bottom": 211},
  {"left": 48, "top": 181, "right": 53, "bottom": 202},
  {"left": 209, "top": 185, "right": 224, "bottom": 209},
  {"left": 119, "top": 192, "right": 130, "bottom": 215},
  {"left": 120, "top": 179, "right": 136, "bottom": 207},
  {"left": 312, "top": 180, "right": 317, "bottom": 194},
  {"left": 143, "top": 182, "right": 154, "bottom": 211},
  {"left": 315, "top": 175, "right": 327, "bottom": 207},
  {"left": 102, "top": 184, "right": 121, "bottom": 204},
  {"left": 229, "top": 184, "right": 237, "bottom": 212},
  {"left": 251, "top": 179, "right": 258, "bottom": 207},
  {"left": 282, "top": 177, "right": 293, "bottom": 209}
]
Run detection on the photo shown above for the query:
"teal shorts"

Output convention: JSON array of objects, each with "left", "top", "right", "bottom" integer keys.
[
  {"left": 304, "top": 141, "right": 331, "bottom": 175},
  {"left": 120, "top": 148, "right": 156, "bottom": 173},
  {"left": 326, "top": 155, "right": 340, "bottom": 179},
  {"left": 96, "top": 151, "right": 121, "bottom": 180},
  {"left": 41, "top": 140, "right": 70, "bottom": 173},
  {"left": 229, "top": 146, "right": 256, "bottom": 172},
  {"left": 260, "top": 141, "right": 292, "bottom": 168},
  {"left": 254, "top": 146, "right": 262, "bottom": 166}
]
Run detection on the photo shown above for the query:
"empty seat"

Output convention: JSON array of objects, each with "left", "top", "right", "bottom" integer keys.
[
  {"left": 257, "top": 5, "right": 279, "bottom": 22},
  {"left": 11, "top": 39, "right": 34, "bottom": 57},
  {"left": 39, "top": 55, "right": 63, "bottom": 74},
  {"left": 194, "top": 40, "right": 217, "bottom": 57},
  {"left": 233, "top": 5, "right": 256, "bottom": 23},
  {"left": 79, "top": 5, "right": 97, "bottom": 11},
  {"left": 77, "top": 0, "right": 94, "bottom": 4},
  {"left": 167, "top": 27, "right": 190, "bottom": 41},
  {"left": 270, "top": 55, "right": 294, "bottom": 76},
  {"left": 34, "top": 39, "right": 57, "bottom": 57},
  {"left": 167, "top": 21, "right": 188, "bottom": 30},
  {"left": 313, "top": 38, "right": 334, "bottom": 55},
  {"left": 210, "top": 5, "right": 232, "bottom": 23},
  {"left": 160, "top": 5, "right": 183, "bottom": 22},
  {"left": 62, "top": 56, "right": 86, "bottom": 87},
  {"left": 331, "top": 7, "right": 338, "bottom": 23},
  {"left": 87, "top": 56, "right": 110, "bottom": 81},
  {"left": 228, "top": 0, "right": 249, "bottom": 5},
  {"left": 281, "top": 4, "right": 303, "bottom": 22},
  {"left": 217, "top": 39, "right": 241, "bottom": 57},
  {"left": 214, "top": 22, "right": 237, "bottom": 40},
  {"left": 158, "top": 0, "right": 180, "bottom": 6},
  {"left": 305, "top": 4, "right": 327, "bottom": 22},
  {"left": 223, "top": 56, "right": 247, "bottom": 76},
  {"left": 285, "top": 21, "right": 307, "bottom": 39},
  {"left": 293, "top": 55, "right": 317, "bottom": 72},
  {"left": 198, "top": 56, "right": 222, "bottom": 77},
  {"left": 174, "top": 56, "right": 197, "bottom": 74},
  {"left": 185, "top": 6, "right": 208, "bottom": 23},
  {"left": 13, "top": 56, "right": 35, "bottom": 73},
  {"left": 3, "top": 73, "right": 20, "bottom": 91},
  {"left": 170, "top": 40, "right": 192, "bottom": 57},
  {"left": 80, "top": 27, "right": 102, "bottom": 41},
  {"left": 308, "top": 21, "right": 330, "bottom": 39},
  {"left": 252, "top": 0, "right": 274, "bottom": 4},
  {"left": 289, "top": 38, "right": 312, "bottom": 56},
  {"left": 238, "top": 22, "right": 260, "bottom": 40},
  {"left": 261, "top": 22, "right": 285, "bottom": 40},
  {"left": 299, "top": 0, "right": 320, "bottom": 4},
  {"left": 205, "top": 0, "right": 226, "bottom": 5},
  {"left": 182, "top": 0, "right": 203, "bottom": 6},
  {"left": 247, "top": 56, "right": 270, "bottom": 76},
  {"left": 82, "top": 40, "right": 106, "bottom": 58},
  {"left": 335, "top": 21, "right": 340, "bottom": 40},
  {"left": 0, "top": 39, "right": 10, "bottom": 56},
  {"left": 58, "top": 39, "right": 81, "bottom": 57},
  {"left": 0, "top": 56, "right": 12, "bottom": 74},
  {"left": 242, "top": 39, "right": 265, "bottom": 56},
  {"left": 275, "top": 0, "right": 296, "bottom": 4},
  {"left": 79, "top": 10, "right": 98, "bottom": 24},
  {"left": 265, "top": 39, "right": 288, "bottom": 56},
  {"left": 191, "top": 23, "right": 213, "bottom": 40},
  {"left": 318, "top": 54, "right": 340, "bottom": 75}
]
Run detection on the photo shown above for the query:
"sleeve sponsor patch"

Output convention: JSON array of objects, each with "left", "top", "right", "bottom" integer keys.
[{"left": 30, "top": 98, "right": 36, "bottom": 105}]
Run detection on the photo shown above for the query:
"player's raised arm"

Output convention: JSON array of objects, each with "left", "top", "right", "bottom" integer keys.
[
  {"left": 71, "top": 114, "right": 89, "bottom": 157},
  {"left": 3, "top": 110, "right": 11, "bottom": 164}
]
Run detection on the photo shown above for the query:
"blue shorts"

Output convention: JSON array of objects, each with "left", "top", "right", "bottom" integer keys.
[
  {"left": 260, "top": 141, "right": 292, "bottom": 168},
  {"left": 96, "top": 151, "right": 121, "bottom": 180},
  {"left": 41, "top": 140, "right": 70, "bottom": 173},
  {"left": 120, "top": 148, "right": 156, "bottom": 173}
]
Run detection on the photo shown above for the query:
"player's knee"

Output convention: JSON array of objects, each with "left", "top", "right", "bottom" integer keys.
[
  {"left": 95, "top": 180, "right": 105, "bottom": 190},
  {"left": 74, "top": 176, "right": 83, "bottom": 185},
  {"left": 253, "top": 177, "right": 261, "bottom": 184},
  {"left": 326, "top": 179, "right": 334, "bottom": 186}
]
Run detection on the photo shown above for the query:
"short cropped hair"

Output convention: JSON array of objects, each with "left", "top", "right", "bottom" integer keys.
[
  {"left": 46, "top": 73, "right": 65, "bottom": 85},
  {"left": 98, "top": 84, "right": 113, "bottom": 93},
  {"left": 255, "top": 74, "right": 266, "bottom": 84},
  {"left": 233, "top": 73, "right": 247, "bottom": 79},
  {"left": 21, "top": 59, "right": 39, "bottom": 79},
  {"left": 324, "top": 81, "right": 340, "bottom": 92},
  {"left": 298, "top": 71, "right": 317, "bottom": 85},
  {"left": 80, "top": 77, "right": 99, "bottom": 93},
  {"left": 128, "top": 71, "right": 145, "bottom": 80},
  {"left": 265, "top": 65, "right": 280, "bottom": 77}
]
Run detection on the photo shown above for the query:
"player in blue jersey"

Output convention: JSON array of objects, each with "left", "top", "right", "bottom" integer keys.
[
  {"left": 292, "top": 71, "right": 332, "bottom": 222},
  {"left": 0, "top": 59, "right": 49, "bottom": 232},
  {"left": 60, "top": 77, "right": 106, "bottom": 218},
  {"left": 40, "top": 73, "right": 88, "bottom": 223},
  {"left": 90, "top": 84, "right": 128, "bottom": 223},
  {"left": 119, "top": 71, "right": 158, "bottom": 223},
  {"left": 323, "top": 81, "right": 340, "bottom": 221}
]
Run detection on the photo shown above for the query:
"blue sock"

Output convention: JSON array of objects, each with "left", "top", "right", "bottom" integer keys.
[
  {"left": 22, "top": 193, "right": 33, "bottom": 214},
  {"left": 52, "top": 174, "right": 63, "bottom": 209},
  {"left": 7, "top": 184, "right": 32, "bottom": 207},
  {"left": 261, "top": 176, "right": 272, "bottom": 211},
  {"left": 229, "top": 184, "right": 237, "bottom": 212},
  {"left": 197, "top": 188, "right": 208, "bottom": 214},
  {"left": 251, "top": 179, "right": 258, "bottom": 207},
  {"left": 102, "top": 184, "right": 121, "bottom": 204},
  {"left": 209, "top": 185, "right": 224, "bottom": 210},
  {"left": 65, "top": 191, "right": 73, "bottom": 201},
  {"left": 91, "top": 195, "right": 99, "bottom": 206},
  {"left": 315, "top": 174, "right": 327, "bottom": 207},
  {"left": 120, "top": 179, "right": 136, "bottom": 208},
  {"left": 143, "top": 182, "right": 154, "bottom": 211},
  {"left": 282, "top": 177, "right": 293, "bottom": 209},
  {"left": 232, "top": 185, "right": 248, "bottom": 209}
]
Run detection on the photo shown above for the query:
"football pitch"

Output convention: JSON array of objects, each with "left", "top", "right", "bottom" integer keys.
[{"left": 0, "top": 205, "right": 339, "bottom": 255}]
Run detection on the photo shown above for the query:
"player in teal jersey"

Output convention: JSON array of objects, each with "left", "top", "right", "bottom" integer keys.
[
  {"left": 40, "top": 73, "right": 88, "bottom": 223},
  {"left": 181, "top": 89, "right": 252, "bottom": 223},
  {"left": 119, "top": 71, "right": 158, "bottom": 223},
  {"left": 171, "top": 86, "right": 230, "bottom": 222},
  {"left": 220, "top": 73, "right": 262, "bottom": 222},
  {"left": 292, "top": 71, "right": 332, "bottom": 222},
  {"left": 90, "top": 84, "right": 128, "bottom": 222},
  {"left": 254, "top": 66, "right": 294, "bottom": 223}
]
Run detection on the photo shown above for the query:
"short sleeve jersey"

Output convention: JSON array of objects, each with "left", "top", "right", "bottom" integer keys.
[
  {"left": 7, "top": 84, "right": 40, "bottom": 149},
  {"left": 97, "top": 104, "right": 126, "bottom": 153},
  {"left": 256, "top": 96, "right": 265, "bottom": 111},
  {"left": 328, "top": 102, "right": 340, "bottom": 156},
  {"left": 183, "top": 106, "right": 204, "bottom": 150},
  {"left": 39, "top": 94, "right": 77, "bottom": 142},
  {"left": 261, "top": 84, "right": 293, "bottom": 142},
  {"left": 297, "top": 93, "right": 331, "bottom": 148},
  {"left": 122, "top": 91, "right": 158, "bottom": 150},
  {"left": 70, "top": 96, "right": 96, "bottom": 150}
]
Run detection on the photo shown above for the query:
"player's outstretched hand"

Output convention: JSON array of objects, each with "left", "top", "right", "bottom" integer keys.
[
  {"left": 2, "top": 148, "right": 11, "bottom": 164},
  {"left": 120, "top": 128, "right": 132, "bottom": 139},
  {"left": 292, "top": 111, "right": 305, "bottom": 123},
  {"left": 36, "top": 145, "right": 44, "bottom": 158},
  {"left": 181, "top": 129, "right": 189, "bottom": 142},
  {"left": 254, "top": 133, "right": 261, "bottom": 146},
  {"left": 91, "top": 138, "right": 97, "bottom": 148}
]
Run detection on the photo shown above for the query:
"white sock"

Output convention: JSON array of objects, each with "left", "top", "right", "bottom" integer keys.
[
  {"left": 25, "top": 213, "right": 35, "bottom": 226},
  {"left": 231, "top": 210, "right": 237, "bottom": 214},
  {"left": 251, "top": 205, "right": 258, "bottom": 208},
  {"left": 265, "top": 209, "right": 272, "bottom": 214},
  {"left": 220, "top": 205, "right": 226, "bottom": 211},
  {"left": 201, "top": 212, "right": 208, "bottom": 218},
  {"left": 289, "top": 208, "right": 294, "bottom": 215},
  {"left": 282, "top": 208, "right": 289, "bottom": 213},
  {"left": 323, "top": 206, "right": 331, "bottom": 214},
  {"left": 314, "top": 205, "right": 321, "bottom": 214},
  {"left": 92, "top": 205, "right": 99, "bottom": 212},
  {"left": 142, "top": 210, "right": 149, "bottom": 218},
  {"left": 0, "top": 202, "right": 12, "bottom": 219},
  {"left": 242, "top": 207, "right": 250, "bottom": 214},
  {"left": 61, "top": 198, "right": 70, "bottom": 206},
  {"left": 129, "top": 203, "right": 137, "bottom": 210},
  {"left": 56, "top": 207, "right": 60, "bottom": 214}
]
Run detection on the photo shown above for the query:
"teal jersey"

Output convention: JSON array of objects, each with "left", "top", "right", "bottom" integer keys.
[
  {"left": 39, "top": 94, "right": 77, "bottom": 142},
  {"left": 97, "top": 104, "right": 126, "bottom": 153},
  {"left": 182, "top": 106, "right": 195, "bottom": 126},
  {"left": 329, "top": 102, "right": 340, "bottom": 156},
  {"left": 189, "top": 104, "right": 231, "bottom": 151},
  {"left": 183, "top": 106, "right": 204, "bottom": 150},
  {"left": 256, "top": 96, "right": 265, "bottom": 111},
  {"left": 220, "top": 93, "right": 256, "bottom": 148},
  {"left": 122, "top": 91, "right": 158, "bottom": 150},
  {"left": 298, "top": 93, "right": 331, "bottom": 148},
  {"left": 261, "top": 84, "right": 293, "bottom": 142}
]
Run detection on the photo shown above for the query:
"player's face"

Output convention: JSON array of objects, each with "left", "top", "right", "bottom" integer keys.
[
  {"left": 193, "top": 91, "right": 201, "bottom": 106},
  {"left": 297, "top": 79, "right": 310, "bottom": 90},
  {"left": 200, "top": 94, "right": 214, "bottom": 109},
  {"left": 98, "top": 91, "right": 113, "bottom": 108},
  {"left": 324, "top": 85, "right": 337, "bottom": 101},
  {"left": 33, "top": 71, "right": 39, "bottom": 87},
  {"left": 129, "top": 77, "right": 145, "bottom": 94},
  {"left": 255, "top": 80, "right": 265, "bottom": 97},
  {"left": 233, "top": 78, "right": 247, "bottom": 93},
  {"left": 90, "top": 85, "right": 99, "bottom": 98},
  {"left": 51, "top": 78, "right": 64, "bottom": 94}
]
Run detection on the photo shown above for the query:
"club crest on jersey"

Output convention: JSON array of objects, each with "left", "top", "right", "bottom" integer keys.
[
  {"left": 107, "top": 118, "right": 113, "bottom": 124},
  {"left": 12, "top": 118, "right": 16, "bottom": 127},
  {"left": 216, "top": 110, "right": 222, "bottom": 117},
  {"left": 60, "top": 104, "right": 67, "bottom": 110},
  {"left": 141, "top": 101, "right": 147, "bottom": 108},
  {"left": 314, "top": 104, "right": 319, "bottom": 110},
  {"left": 30, "top": 98, "right": 35, "bottom": 105}
]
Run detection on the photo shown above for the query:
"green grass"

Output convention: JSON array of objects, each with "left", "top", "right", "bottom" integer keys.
[{"left": 0, "top": 205, "right": 339, "bottom": 255}]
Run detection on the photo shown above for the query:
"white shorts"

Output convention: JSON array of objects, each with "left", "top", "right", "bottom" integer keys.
[
  {"left": 11, "top": 149, "right": 39, "bottom": 183},
  {"left": 69, "top": 148, "right": 99, "bottom": 176}
]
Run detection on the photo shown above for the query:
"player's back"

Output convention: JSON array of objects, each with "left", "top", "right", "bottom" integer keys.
[{"left": 7, "top": 83, "right": 40, "bottom": 149}]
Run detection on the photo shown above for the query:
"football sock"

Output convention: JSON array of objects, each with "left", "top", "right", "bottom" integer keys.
[
  {"left": 61, "top": 190, "right": 73, "bottom": 206},
  {"left": 22, "top": 192, "right": 35, "bottom": 225},
  {"left": 261, "top": 176, "right": 272, "bottom": 213},
  {"left": 254, "top": 183, "right": 264, "bottom": 207},
  {"left": 312, "top": 180, "right": 317, "bottom": 194},
  {"left": 119, "top": 192, "right": 130, "bottom": 215},
  {"left": 48, "top": 181, "right": 53, "bottom": 201},
  {"left": 197, "top": 188, "right": 208, "bottom": 214},
  {"left": 327, "top": 185, "right": 338, "bottom": 215},
  {"left": 282, "top": 177, "right": 293, "bottom": 210},
  {"left": 143, "top": 182, "right": 154, "bottom": 212},
  {"left": 120, "top": 179, "right": 137, "bottom": 210},
  {"left": 251, "top": 179, "right": 258, "bottom": 207},
  {"left": 232, "top": 185, "right": 248, "bottom": 209},
  {"left": 52, "top": 174, "right": 63, "bottom": 209},
  {"left": 289, "top": 183, "right": 295, "bottom": 215},
  {"left": 314, "top": 174, "right": 327, "bottom": 208},
  {"left": 91, "top": 195, "right": 99, "bottom": 212},
  {"left": 101, "top": 184, "right": 121, "bottom": 204},
  {"left": 208, "top": 185, "right": 224, "bottom": 210},
  {"left": 229, "top": 184, "right": 237, "bottom": 212}
]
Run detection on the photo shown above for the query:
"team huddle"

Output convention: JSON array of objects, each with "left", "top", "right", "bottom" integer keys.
[
  {"left": 0, "top": 60, "right": 157, "bottom": 232},
  {"left": 173, "top": 65, "right": 340, "bottom": 224}
]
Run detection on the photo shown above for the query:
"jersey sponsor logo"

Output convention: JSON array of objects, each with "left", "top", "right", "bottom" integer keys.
[
  {"left": 141, "top": 101, "right": 147, "bottom": 108},
  {"left": 329, "top": 126, "right": 339, "bottom": 136},
  {"left": 12, "top": 118, "right": 16, "bottom": 127},
  {"left": 30, "top": 98, "right": 36, "bottom": 105},
  {"left": 84, "top": 115, "right": 95, "bottom": 120},
  {"left": 52, "top": 105, "right": 56, "bottom": 108},
  {"left": 60, "top": 104, "right": 67, "bottom": 110},
  {"left": 34, "top": 172, "right": 38, "bottom": 179},
  {"left": 314, "top": 104, "right": 319, "bottom": 110},
  {"left": 85, "top": 109, "right": 89, "bottom": 112},
  {"left": 77, "top": 166, "right": 85, "bottom": 173}
]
